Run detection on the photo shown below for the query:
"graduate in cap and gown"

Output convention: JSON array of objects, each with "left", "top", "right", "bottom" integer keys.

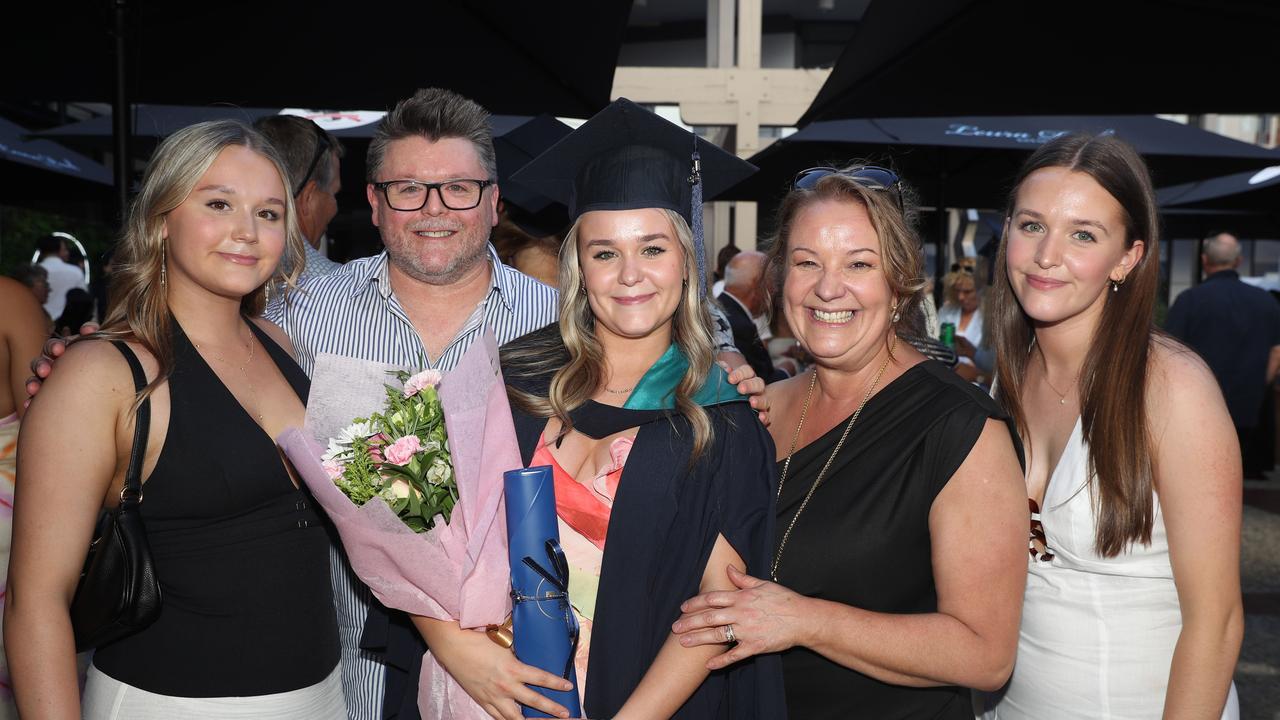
[{"left": 413, "top": 97, "right": 786, "bottom": 720}]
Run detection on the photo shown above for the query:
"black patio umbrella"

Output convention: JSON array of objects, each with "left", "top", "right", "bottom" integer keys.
[
  {"left": 0, "top": 116, "right": 113, "bottom": 218},
  {"left": 5, "top": 0, "right": 631, "bottom": 218},
  {"left": 724, "top": 115, "right": 1280, "bottom": 211},
  {"left": 5, "top": 1, "right": 630, "bottom": 117},
  {"left": 33, "top": 104, "right": 560, "bottom": 157},
  {"left": 1157, "top": 165, "right": 1280, "bottom": 238},
  {"left": 1, "top": 117, "right": 111, "bottom": 185},
  {"left": 799, "top": 0, "right": 1280, "bottom": 125},
  {"left": 1158, "top": 165, "right": 1280, "bottom": 211}
]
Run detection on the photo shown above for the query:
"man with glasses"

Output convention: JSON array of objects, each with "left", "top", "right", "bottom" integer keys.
[
  {"left": 255, "top": 115, "right": 345, "bottom": 281},
  {"left": 265, "top": 87, "right": 559, "bottom": 719}
]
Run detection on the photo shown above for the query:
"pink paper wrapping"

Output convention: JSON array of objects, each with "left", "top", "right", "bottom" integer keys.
[{"left": 278, "top": 330, "right": 518, "bottom": 720}]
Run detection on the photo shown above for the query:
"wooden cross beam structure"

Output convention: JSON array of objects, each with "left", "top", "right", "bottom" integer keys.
[{"left": 611, "top": 0, "right": 830, "bottom": 262}]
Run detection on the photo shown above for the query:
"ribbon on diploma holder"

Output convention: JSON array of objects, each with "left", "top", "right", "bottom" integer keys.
[{"left": 503, "top": 466, "right": 582, "bottom": 719}]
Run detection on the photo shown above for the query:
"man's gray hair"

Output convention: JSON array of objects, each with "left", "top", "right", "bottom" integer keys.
[
  {"left": 366, "top": 88, "right": 497, "bottom": 183},
  {"left": 723, "top": 250, "right": 767, "bottom": 288},
  {"left": 253, "top": 115, "right": 344, "bottom": 195},
  {"left": 1202, "top": 232, "right": 1242, "bottom": 266}
]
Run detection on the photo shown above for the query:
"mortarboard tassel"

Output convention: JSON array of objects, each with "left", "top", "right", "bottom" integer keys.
[{"left": 689, "top": 144, "right": 707, "bottom": 297}]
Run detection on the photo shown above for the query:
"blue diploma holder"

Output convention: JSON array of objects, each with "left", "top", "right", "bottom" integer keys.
[{"left": 503, "top": 466, "right": 583, "bottom": 718}]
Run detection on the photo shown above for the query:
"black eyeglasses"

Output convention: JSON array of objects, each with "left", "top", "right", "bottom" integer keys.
[
  {"left": 950, "top": 263, "right": 975, "bottom": 274},
  {"left": 373, "top": 179, "right": 495, "bottom": 211},
  {"left": 294, "top": 123, "right": 334, "bottom": 198},
  {"left": 792, "top": 165, "right": 904, "bottom": 211}
]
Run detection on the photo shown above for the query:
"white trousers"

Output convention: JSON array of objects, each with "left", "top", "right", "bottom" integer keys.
[{"left": 83, "top": 663, "right": 347, "bottom": 720}]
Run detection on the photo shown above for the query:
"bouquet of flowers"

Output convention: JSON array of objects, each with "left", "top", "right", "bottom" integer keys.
[
  {"left": 321, "top": 369, "right": 457, "bottom": 533},
  {"left": 279, "top": 332, "right": 518, "bottom": 720}
]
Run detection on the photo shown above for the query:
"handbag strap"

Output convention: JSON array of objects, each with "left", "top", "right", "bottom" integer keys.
[{"left": 110, "top": 341, "right": 151, "bottom": 507}]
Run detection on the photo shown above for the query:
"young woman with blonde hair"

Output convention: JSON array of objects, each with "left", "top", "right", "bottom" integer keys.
[{"left": 7, "top": 120, "right": 344, "bottom": 719}]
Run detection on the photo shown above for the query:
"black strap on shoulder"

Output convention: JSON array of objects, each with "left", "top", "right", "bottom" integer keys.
[{"left": 110, "top": 341, "right": 150, "bottom": 506}]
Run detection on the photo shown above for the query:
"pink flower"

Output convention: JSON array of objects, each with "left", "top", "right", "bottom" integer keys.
[
  {"left": 369, "top": 446, "right": 384, "bottom": 463},
  {"left": 384, "top": 435, "right": 422, "bottom": 465},
  {"left": 322, "top": 459, "right": 344, "bottom": 480},
  {"left": 404, "top": 370, "right": 443, "bottom": 397}
]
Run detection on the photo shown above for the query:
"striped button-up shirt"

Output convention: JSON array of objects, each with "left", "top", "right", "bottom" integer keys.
[{"left": 266, "top": 245, "right": 557, "bottom": 719}]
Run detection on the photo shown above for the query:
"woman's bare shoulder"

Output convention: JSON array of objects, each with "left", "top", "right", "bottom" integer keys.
[{"left": 250, "top": 316, "right": 297, "bottom": 358}]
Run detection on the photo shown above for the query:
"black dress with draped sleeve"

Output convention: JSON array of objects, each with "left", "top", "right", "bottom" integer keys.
[{"left": 773, "top": 360, "right": 1021, "bottom": 720}]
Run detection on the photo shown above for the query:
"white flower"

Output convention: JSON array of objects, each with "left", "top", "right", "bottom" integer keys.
[
  {"left": 336, "top": 421, "right": 374, "bottom": 446},
  {"left": 321, "top": 438, "right": 349, "bottom": 462},
  {"left": 426, "top": 459, "right": 453, "bottom": 486}
]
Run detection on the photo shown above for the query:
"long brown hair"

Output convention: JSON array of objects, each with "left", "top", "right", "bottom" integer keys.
[
  {"left": 505, "top": 209, "right": 716, "bottom": 458},
  {"left": 991, "top": 133, "right": 1161, "bottom": 557},
  {"left": 98, "top": 120, "right": 303, "bottom": 404}
]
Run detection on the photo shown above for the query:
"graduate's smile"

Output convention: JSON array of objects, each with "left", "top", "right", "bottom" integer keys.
[{"left": 613, "top": 292, "right": 656, "bottom": 306}]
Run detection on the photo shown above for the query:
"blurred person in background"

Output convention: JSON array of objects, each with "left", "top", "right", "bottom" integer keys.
[
  {"left": 938, "top": 264, "right": 991, "bottom": 385},
  {"left": 35, "top": 234, "right": 87, "bottom": 321},
  {"left": 54, "top": 288, "right": 95, "bottom": 339},
  {"left": 1165, "top": 231, "right": 1280, "bottom": 480},
  {"left": 254, "top": 115, "right": 346, "bottom": 282}
]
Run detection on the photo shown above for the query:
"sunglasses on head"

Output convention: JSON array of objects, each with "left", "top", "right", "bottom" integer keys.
[
  {"left": 950, "top": 263, "right": 974, "bottom": 274},
  {"left": 791, "top": 165, "right": 904, "bottom": 211},
  {"left": 294, "top": 122, "right": 334, "bottom": 198}
]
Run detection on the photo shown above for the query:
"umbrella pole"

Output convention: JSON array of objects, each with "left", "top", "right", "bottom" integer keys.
[
  {"left": 111, "top": 0, "right": 132, "bottom": 224},
  {"left": 935, "top": 176, "right": 947, "bottom": 307}
]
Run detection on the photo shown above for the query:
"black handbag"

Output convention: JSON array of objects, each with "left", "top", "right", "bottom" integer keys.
[{"left": 69, "top": 341, "right": 162, "bottom": 652}]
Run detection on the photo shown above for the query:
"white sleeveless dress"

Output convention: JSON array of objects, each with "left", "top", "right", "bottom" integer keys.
[{"left": 976, "top": 417, "right": 1239, "bottom": 719}]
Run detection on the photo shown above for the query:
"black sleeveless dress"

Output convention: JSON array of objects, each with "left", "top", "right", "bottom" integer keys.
[
  {"left": 93, "top": 321, "right": 340, "bottom": 697},
  {"left": 773, "top": 361, "right": 1020, "bottom": 720}
]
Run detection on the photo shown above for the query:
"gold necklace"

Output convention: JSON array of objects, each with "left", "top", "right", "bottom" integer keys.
[
  {"left": 771, "top": 335, "right": 896, "bottom": 581},
  {"left": 194, "top": 327, "right": 264, "bottom": 423},
  {"left": 604, "top": 386, "right": 633, "bottom": 395},
  {"left": 1037, "top": 349, "right": 1078, "bottom": 406}
]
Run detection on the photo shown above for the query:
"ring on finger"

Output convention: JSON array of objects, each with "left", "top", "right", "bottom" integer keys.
[{"left": 722, "top": 624, "right": 737, "bottom": 644}]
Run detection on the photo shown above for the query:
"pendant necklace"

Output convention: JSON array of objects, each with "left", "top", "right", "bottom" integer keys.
[
  {"left": 1038, "top": 350, "right": 1078, "bottom": 406},
  {"left": 771, "top": 335, "right": 896, "bottom": 581}
]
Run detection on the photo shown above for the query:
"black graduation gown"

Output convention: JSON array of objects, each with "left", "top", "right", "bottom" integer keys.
[{"left": 507, "top": 348, "right": 788, "bottom": 719}]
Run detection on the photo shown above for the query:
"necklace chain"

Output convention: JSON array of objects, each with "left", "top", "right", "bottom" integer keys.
[
  {"left": 771, "top": 335, "right": 896, "bottom": 581},
  {"left": 603, "top": 386, "right": 633, "bottom": 395},
  {"left": 194, "top": 327, "right": 263, "bottom": 423},
  {"left": 1037, "top": 348, "right": 1078, "bottom": 406}
]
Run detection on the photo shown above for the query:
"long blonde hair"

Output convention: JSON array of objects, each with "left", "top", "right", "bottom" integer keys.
[
  {"left": 507, "top": 208, "right": 716, "bottom": 457},
  {"left": 99, "top": 120, "right": 304, "bottom": 402}
]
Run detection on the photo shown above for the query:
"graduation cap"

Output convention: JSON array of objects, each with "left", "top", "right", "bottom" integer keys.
[{"left": 510, "top": 97, "right": 756, "bottom": 294}]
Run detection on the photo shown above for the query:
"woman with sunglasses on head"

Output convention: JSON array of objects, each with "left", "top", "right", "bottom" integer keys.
[
  {"left": 975, "top": 134, "right": 1241, "bottom": 719},
  {"left": 6, "top": 120, "right": 344, "bottom": 719},
  {"left": 673, "top": 164, "right": 1028, "bottom": 719}
]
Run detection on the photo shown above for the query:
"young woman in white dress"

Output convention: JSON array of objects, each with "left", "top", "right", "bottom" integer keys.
[{"left": 977, "top": 133, "right": 1242, "bottom": 719}]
